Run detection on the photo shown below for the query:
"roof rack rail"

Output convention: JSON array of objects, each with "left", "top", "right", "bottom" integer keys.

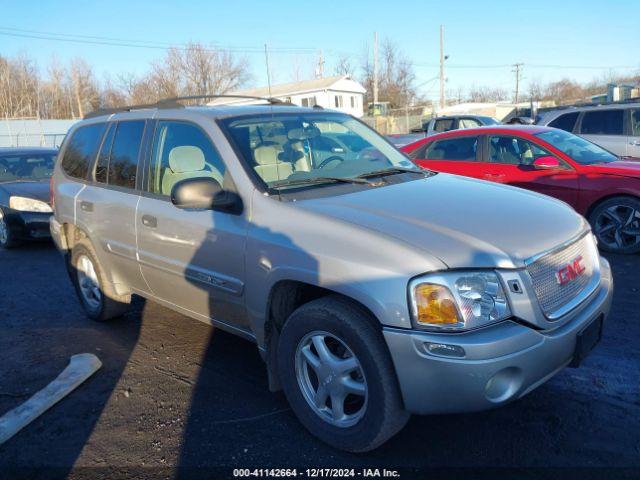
[
  {"left": 158, "top": 94, "right": 286, "bottom": 105},
  {"left": 83, "top": 94, "right": 290, "bottom": 119},
  {"left": 83, "top": 102, "right": 164, "bottom": 119}
]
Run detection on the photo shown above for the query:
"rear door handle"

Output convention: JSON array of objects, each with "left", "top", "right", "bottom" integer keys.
[
  {"left": 484, "top": 173, "right": 505, "bottom": 179},
  {"left": 630, "top": 140, "right": 640, "bottom": 146},
  {"left": 141, "top": 214, "right": 157, "bottom": 228},
  {"left": 80, "top": 201, "right": 93, "bottom": 212}
]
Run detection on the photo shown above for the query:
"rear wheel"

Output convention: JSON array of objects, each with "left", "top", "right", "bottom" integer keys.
[
  {"left": 0, "top": 209, "right": 20, "bottom": 249},
  {"left": 70, "top": 239, "right": 131, "bottom": 321},
  {"left": 589, "top": 197, "right": 640, "bottom": 254},
  {"left": 277, "top": 296, "right": 409, "bottom": 452}
]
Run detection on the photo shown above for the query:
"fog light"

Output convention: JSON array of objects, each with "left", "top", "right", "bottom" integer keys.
[{"left": 424, "top": 342, "right": 466, "bottom": 358}]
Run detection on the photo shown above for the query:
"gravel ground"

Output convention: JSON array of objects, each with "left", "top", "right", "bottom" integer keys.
[{"left": 0, "top": 243, "right": 638, "bottom": 479}]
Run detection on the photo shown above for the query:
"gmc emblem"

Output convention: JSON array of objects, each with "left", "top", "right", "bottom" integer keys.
[{"left": 556, "top": 256, "right": 586, "bottom": 285}]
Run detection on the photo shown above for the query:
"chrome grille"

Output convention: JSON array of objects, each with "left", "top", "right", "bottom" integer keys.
[{"left": 526, "top": 234, "right": 600, "bottom": 318}]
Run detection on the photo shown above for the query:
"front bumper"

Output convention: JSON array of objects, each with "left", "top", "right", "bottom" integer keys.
[
  {"left": 3, "top": 209, "right": 52, "bottom": 241},
  {"left": 384, "top": 257, "right": 613, "bottom": 415}
]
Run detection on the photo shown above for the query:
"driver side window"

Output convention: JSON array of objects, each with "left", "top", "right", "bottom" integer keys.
[
  {"left": 488, "top": 136, "right": 554, "bottom": 166},
  {"left": 148, "top": 121, "right": 226, "bottom": 196}
]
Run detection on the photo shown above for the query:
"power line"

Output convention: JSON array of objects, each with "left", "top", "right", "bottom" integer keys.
[
  {"left": 0, "top": 26, "right": 317, "bottom": 54},
  {"left": 415, "top": 62, "right": 638, "bottom": 70}
]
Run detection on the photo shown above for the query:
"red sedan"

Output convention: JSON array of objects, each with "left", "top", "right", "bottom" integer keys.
[{"left": 402, "top": 125, "right": 640, "bottom": 254}]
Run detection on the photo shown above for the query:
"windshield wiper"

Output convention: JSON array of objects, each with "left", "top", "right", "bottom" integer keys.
[
  {"left": 356, "top": 166, "right": 427, "bottom": 179},
  {"left": 270, "top": 176, "right": 372, "bottom": 190}
]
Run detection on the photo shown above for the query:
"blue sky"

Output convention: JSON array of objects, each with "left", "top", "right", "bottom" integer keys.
[{"left": 1, "top": 0, "right": 638, "bottom": 101}]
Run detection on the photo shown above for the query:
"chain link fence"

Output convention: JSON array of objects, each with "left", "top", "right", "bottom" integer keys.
[{"left": 362, "top": 105, "right": 432, "bottom": 135}]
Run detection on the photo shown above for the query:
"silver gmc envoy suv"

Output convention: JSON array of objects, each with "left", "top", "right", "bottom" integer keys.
[{"left": 50, "top": 97, "right": 613, "bottom": 452}]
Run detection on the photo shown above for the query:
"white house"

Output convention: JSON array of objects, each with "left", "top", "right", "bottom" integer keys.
[{"left": 209, "top": 75, "right": 367, "bottom": 117}]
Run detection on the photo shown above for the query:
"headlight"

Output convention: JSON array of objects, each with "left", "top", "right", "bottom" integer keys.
[
  {"left": 409, "top": 271, "right": 511, "bottom": 331},
  {"left": 9, "top": 196, "right": 52, "bottom": 213}
]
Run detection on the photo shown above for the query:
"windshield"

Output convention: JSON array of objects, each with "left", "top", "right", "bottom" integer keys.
[
  {"left": 535, "top": 130, "right": 617, "bottom": 164},
  {"left": 220, "top": 112, "right": 420, "bottom": 189},
  {"left": 0, "top": 153, "right": 56, "bottom": 182}
]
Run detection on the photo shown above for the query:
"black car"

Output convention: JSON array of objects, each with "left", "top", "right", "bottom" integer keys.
[{"left": 0, "top": 147, "right": 57, "bottom": 248}]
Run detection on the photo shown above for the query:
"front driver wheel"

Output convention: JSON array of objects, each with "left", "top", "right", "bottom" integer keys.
[
  {"left": 277, "top": 296, "right": 409, "bottom": 452},
  {"left": 589, "top": 197, "right": 640, "bottom": 254},
  {"left": 0, "top": 209, "right": 20, "bottom": 249}
]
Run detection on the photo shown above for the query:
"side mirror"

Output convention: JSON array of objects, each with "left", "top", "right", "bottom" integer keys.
[
  {"left": 532, "top": 156, "right": 560, "bottom": 170},
  {"left": 171, "top": 177, "right": 243, "bottom": 214}
]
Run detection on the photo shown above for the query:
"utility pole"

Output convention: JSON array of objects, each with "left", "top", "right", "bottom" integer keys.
[
  {"left": 373, "top": 32, "right": 379, "bottom": 109},
  {"left": 316, "top": 50, "right": 325, "bottom": 79},
  {"left": 264, "top": 44, "right": 272, "bottom": 98},
  {"left": 513, "top": 63, "right": 523, "bottom": 112},
  {"left": 439, "top": 25, "right": 445, "bottom": 111}
]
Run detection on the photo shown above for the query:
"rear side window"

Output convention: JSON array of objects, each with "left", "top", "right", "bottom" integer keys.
[
  {"left": 580, "top": 110, "right": 624, "bottom": 135},
  {"left": 548, "top": 112, "right": 579, "bottom": 132},
  {"left": 61, "top": 123, "right": 106, "bottom": 179},
  {"left": 107, "top": 121, "right": 145, "bottom": 188},
  {"left": 424, "top": 137, "right": 478, "bottom": 161},
  {"left": 95, "top": 123, "right": 116, "bottom": 184}
]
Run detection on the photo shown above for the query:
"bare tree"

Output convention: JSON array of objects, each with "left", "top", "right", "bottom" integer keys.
[
  {"left": 334, "top": 54, "right": 355, "bottom": 77},
  {"left": 467, "top": 85, "right": 509, "bottom": 102},
  {"left": 361, "top": 38, "right": 417, "bottom": 108},
  {"left": 541, "top": 78, "right": 585, "bottom": 104},
  {"left": 70, "top": 58, "right": 99, "bottom": 118}
]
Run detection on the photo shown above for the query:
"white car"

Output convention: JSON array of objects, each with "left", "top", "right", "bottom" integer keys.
[{"left": 537, "top": 103, "right": 640, "bottom": 158}]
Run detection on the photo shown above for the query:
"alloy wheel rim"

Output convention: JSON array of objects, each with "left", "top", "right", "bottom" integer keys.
[
  {"left": 295, "top": 330, "right": 368, "bottom": 428},
  {"left": 595, "top": 205, "right": 640, "bottom": 250},
  {"left": 77, "top": 254, "right": 102, "bottom": 310}
]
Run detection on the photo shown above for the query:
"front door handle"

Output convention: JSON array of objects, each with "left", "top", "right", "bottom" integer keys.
[
  {"left": 141, "top": 214, "right": 157, "bottom": 228},
  {"left": 630, "top": 140, "right": 640, "bottom": 146},
  {"left": 484, "top": 173, "right": 505, "bottom": 179},
  {"left": 80, "top": 201, "right": 93, "bottom": 212}
]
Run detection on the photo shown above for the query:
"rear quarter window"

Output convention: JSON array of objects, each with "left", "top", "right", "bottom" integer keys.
[{"left": 61, "top": 123, "right": 107, "bottom": 179}]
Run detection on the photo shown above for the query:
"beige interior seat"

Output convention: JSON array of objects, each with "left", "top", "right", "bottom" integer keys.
[
  {"left": 253, "top": 144, "right": 293, "bottom": 183},
  {"left": 161, "top": 146, "right": 223, "bottom": 195}
]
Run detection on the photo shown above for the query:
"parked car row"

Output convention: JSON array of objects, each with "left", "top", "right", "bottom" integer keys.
[
  {"left": 387, "top": 114, "right": 500, "bottom": 147},
  {"left": 40, "top": 97, "right": 613, "bottom": 452},
  {"left": 402, "top": 125, "right": 640, "bottom": 254}
]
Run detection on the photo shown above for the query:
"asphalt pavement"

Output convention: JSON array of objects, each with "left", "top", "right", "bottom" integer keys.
[{"left": 0, "top": 243, "right": 638, "bottom": 479}]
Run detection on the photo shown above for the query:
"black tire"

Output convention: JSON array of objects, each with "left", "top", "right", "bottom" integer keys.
[
  {"left": 70, "top": 238, "right": 131, "bottom": 321},
  {"left": 277, "top": 295, "right": 409, "bottom": 452},
  {"left": 0, "top": 210, "right": 20, "bottom": 249},
  {"left": 588, "top": 196, "right": 640, "bottom": 254}
]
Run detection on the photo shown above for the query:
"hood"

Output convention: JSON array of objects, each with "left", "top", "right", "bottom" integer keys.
[
  {"left": 0, "top": 180, "right": 50, "bottom": 203},
  {"left": 299, "top": 174, "right": 588, "bottom": 269},
  {"left": 581, "top": 158, "right": 640, "bottom": 178}
]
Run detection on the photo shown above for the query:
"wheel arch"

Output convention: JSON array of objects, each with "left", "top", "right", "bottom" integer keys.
[
  {"left": 263, "top": 279, "right": 383, "bottom": 392},
  {"left": 60, "top": 222, "right": 131, "bottom": 296},
  {"left": 585, "top": 193, "right": 640, "bottom": 220}
]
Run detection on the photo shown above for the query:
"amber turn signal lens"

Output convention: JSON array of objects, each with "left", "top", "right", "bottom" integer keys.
[{"left": 413, "top": 284, "right": 460, "bottom": 326}]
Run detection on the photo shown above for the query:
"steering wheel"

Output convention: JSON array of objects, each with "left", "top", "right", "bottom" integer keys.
[{"left": 318, "top": 156, "right": 344, "bottom": 169}]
